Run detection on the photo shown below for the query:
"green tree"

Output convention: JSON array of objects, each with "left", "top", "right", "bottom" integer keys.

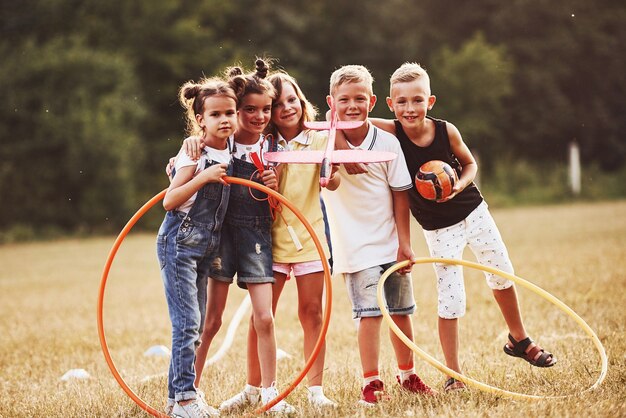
[
  {"left": 0, "top": 37, "right": 145, "bottom": 233},
  {"left": 429, "top": 33, "right": 513, "bottom": 167}
]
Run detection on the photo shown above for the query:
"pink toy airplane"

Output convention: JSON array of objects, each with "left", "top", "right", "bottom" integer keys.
[{"left": 263, "top": 104, "right": 397, "bottom": 187}]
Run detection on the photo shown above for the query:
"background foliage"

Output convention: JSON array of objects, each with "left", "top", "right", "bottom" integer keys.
[{"left": 1, "top": 0, "right": 625, "bottom": 238}]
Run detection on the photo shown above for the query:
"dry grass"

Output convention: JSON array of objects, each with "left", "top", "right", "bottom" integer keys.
[{"left": 1, "top": 201, "right": 625, "bottom": 417}]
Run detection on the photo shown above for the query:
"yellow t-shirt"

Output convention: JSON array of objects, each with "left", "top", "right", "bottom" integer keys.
[{"left": 272, "top": 130, "right": 331, "bottom": 262}]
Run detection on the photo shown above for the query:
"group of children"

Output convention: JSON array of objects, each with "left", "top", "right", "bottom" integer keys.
[{"left": 157, "top": 59, "right": 556, "bottom": 418}]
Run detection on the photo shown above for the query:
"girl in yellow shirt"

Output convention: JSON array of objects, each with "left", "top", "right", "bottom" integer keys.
[{"left": 219, "top": 71, "right": 340, "bottom": 412}]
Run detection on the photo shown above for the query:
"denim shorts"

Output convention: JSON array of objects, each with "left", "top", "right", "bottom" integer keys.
[
  {"left": 345, "top": 262, "right": 415, "bottom": 318},
  {"left": 210, "top": 221, "right": 274, "bottom": 289}
]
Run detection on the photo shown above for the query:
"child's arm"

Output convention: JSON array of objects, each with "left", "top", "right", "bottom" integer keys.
[
  {"left": 165, "top": 136, "right": 204, "bottom": 180},
  {"left": 440, "top": 123, "right": 478, "bottom": 202},
  {"left": 392, "top": 189, "right": 415, "bottom": 273},
  {"left": 369, "top": 118, "right": 396, "bottom": 135},
  {"left": 163, "top": 162, "right": 228, "bottom": 211}
]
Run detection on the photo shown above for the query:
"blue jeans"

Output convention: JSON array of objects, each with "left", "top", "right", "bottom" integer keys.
[
  {"left": 156, "top": 158, "right": 231, "bottom": 401},
  {"left": 157, "top": 211, "right": 218, "bottom": 401}
]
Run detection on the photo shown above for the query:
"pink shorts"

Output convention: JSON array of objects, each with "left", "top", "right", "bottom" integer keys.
[{"left": 272, "top": 260, "right": 324, "bottom": 278}]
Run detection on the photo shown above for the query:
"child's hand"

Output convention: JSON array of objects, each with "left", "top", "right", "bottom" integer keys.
[
  {"left": 397, "top": 244, "right": 416, "bottom": 274},
  {"left": 198, "top": 163, "right": 228, "bottom": 184},
  {"left": 165, "top": 157, "right": 177, "bottom": 181},
  {"left": 259, "top": 169, "right": 278, "bottom": 190},
  {"left": 343, "top": 162, "right": 368, "bottom": 175},
  {"left": 183, "top": 136, "right": 204, "bottom": 161},
  {"left": 438, "top": 181, "right": 464, "bottom": 202}
]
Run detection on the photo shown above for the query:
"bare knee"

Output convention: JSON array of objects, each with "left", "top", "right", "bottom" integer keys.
[
  {"left": 252, "top": 312, "right": 274, "bottom": 335},
  {"left": 201, "top": 315, "right": 222, "bottom": 340},
  {"left": 298, "top": 302, "right": 323, "bottom": 329}
]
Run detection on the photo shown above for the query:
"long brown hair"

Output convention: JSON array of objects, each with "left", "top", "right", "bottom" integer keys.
[{"left": 266, "top": 71, "right": 318, "bottom": 139}]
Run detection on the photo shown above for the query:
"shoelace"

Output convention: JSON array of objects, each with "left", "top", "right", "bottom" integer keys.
[{"left": 186, "top": 400, "right": 210, "bottom": 418}]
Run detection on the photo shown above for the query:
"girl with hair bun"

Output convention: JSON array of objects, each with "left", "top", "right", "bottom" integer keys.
[
  {"left": 222, "top": 70, "right": 340, "bottom": 412},
  {"left": 182, "top": 59, "right": 296, "bottom": 414},
  {"left": 158, "top": 77, "right": 237, "bottom": 418}
]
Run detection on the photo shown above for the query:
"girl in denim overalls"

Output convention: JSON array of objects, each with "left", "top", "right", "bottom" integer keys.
[
  {"left": 157, "top": 78, "right": 237, "bottom": 418},
  {"left": 188, "top": 59, "right": 296, "bottom": 414}
]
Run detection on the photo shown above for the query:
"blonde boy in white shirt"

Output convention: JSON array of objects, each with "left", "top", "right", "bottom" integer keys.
[{"left": 321, "top": 65, "right": 436, "bottom": 404}]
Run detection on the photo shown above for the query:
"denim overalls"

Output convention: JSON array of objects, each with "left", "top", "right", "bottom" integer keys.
[
  {"left": 209, "top": 137, "right": 276, "bottom": 288},
  {"left": 156, "top": 145, "right": 233, "bottom": 402}
]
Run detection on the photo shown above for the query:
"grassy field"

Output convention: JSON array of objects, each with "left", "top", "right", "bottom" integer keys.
[{"left": 1, "top": 200, "right": 625, "bottom": 417}]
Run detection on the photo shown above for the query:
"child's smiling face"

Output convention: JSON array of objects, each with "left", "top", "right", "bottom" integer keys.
[
  {"left": 271, "top": 82, "right": 303, "bottom": 132},
  {"left": 238, "top": 93, "right": 272, "bottom": 135},
  {"left": 387, "top": 79, "right": 435, "bottom": 127},
  {"left": 331, "top": 81, "right": 376, "bottom": 122}
]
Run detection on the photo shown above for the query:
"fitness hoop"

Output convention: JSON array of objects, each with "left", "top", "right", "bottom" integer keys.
[
  {"left": 377, "top": 258, "right": 607, "bottom": 400},
  {"left": 97, "top": 177, "right": 332, "bottom": 416}
]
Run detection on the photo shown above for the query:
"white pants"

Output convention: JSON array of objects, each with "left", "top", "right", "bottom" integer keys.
[{"left": 422, "top": 201, "right": 513, "bottom": 319}]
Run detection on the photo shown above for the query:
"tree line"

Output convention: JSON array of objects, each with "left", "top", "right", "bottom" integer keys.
[{"left": 1, "top": 0, "right": 625, "bottom": 235}]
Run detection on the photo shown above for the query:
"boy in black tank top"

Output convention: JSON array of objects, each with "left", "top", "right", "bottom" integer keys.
[{"left": 345, "top": 63, "right": 556, "bottom": 392}]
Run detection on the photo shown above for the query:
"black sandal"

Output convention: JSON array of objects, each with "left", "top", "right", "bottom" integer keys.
[
  {"left": 503, "top": 333, "right": 556, "bottom": 367},
  {"left": 443, "top": 377, "right": 466, "bottom": 392}
]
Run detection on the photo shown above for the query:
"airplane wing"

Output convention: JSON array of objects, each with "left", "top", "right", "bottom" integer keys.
[
  {"left": 336, "top": 121, "right": 364, "bottom": 130},
  {"left": 264, "top": 151, "right": 324, "bottom": 164},
  {"left": 331, "top": 150, "right": 397, "bottom": 163},
  {"left": 303, "top": 121, "right": 331, "bottom": 130},
  {"left": 264, "top": 150, "right": 396, "bottom": 164},
  {"left": 303, "top": 121, "right": 364, "bottom": 130}
]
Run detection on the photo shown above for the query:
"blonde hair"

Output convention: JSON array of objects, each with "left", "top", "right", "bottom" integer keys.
[
  {"left": 389, "top": 62, "right": 431, "bottom": 94},
  {"left": 178, "top": 77, "right": 237, "bottom": 137},
  {"left": 329, "top": 65, "right": 374, "bottom": 96},
  {"left": 266, "top": 71, "right": 317, "bottom": 138}
]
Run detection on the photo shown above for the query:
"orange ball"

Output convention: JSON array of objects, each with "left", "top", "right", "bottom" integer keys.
[{"left": 415, "top": 160, "right": 458, "bottom": 202}]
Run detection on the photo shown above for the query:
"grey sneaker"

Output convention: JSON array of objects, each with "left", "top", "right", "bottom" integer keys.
[
  {"left": 261, "top": 383, "right": 296, "bottom": 414},
  {"left": 172, "top": 397, "right": 219, "bottom": 418},
  {"left": 219, "top": 385, "right": 261, "bottom": 412}
]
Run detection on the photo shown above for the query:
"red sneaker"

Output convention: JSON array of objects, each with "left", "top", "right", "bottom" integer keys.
[
  {"left": 359, "top": 379, "right": 390, "bottom": 405},
  {"left": 397, "top": 374, "right": 438, "bottom": 396}
]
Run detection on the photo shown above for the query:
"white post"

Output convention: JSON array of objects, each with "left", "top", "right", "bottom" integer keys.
[{"left": 569, "top": 141, "right": 581, "bottom": 195}]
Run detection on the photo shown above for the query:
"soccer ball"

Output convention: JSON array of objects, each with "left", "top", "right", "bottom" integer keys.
[{"left": 415, "top": 160, "right": 458, "bottom": 202}]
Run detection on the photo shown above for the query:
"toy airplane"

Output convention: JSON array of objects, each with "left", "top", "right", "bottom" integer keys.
[{"left": 264, "top": 104, "right": 397, "bottom": 187}]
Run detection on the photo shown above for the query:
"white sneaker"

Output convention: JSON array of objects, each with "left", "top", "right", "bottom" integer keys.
[
  {"left": 165, "top": 398, "right": 175, "bottom": 416},
  {"left": 307, "top": 386, "right": 337, "bottom": 409},
  {"left": 219, "top": 384, "right": 261, "bottom": 412},
  {"left": 261, "top": 383, "right": 296, "bottom": 414},
  {"left": 172, "top": 396, "right": 219, "bottom": 418}
]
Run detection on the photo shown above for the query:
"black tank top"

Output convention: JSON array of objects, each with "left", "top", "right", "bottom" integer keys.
[{"left": 394, "top": 117, "right": 483, "bottom": 230}]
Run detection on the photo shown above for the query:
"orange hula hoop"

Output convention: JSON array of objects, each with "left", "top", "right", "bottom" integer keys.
[{"left": 97, "top": 176, "right": 332, "bottom": 416}]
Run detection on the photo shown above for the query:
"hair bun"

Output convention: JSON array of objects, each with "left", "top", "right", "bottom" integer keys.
[
  {"left": 182, "top": 84, "right": 202, "bottom": 100},
  {"left": 227, "top": 66, "right": 244, "bottom": 78},
  {"left": 255, "top": 59, "right": 269, "bottom": 79}
]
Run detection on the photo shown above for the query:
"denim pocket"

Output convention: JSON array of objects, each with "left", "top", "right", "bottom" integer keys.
[
  {"left": 177, "top": 221, "right": 209, "bottom": 249},
  {"left": 156, "top": 234, "right": 167, "bottom": 269},
  {"left": 200, "top": 182, "right": 221, "bottom": 200}
]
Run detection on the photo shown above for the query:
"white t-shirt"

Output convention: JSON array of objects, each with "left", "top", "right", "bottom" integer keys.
[
  {"left": 233, "top": 134, "right": 282, "bottom": 165},
  {"left": 321, "top": 124, "right": 412, "bottom": 274},
  {"left": 174, "top": 139, "right": 231, "bottom": 213}
]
